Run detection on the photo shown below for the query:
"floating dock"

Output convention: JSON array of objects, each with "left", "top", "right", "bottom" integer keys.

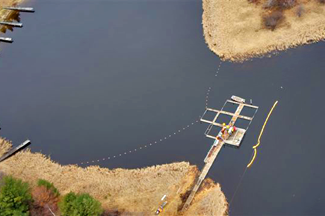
[
  {"left": 0, "top": 140, "right": 31, "bottom": 162},
  {"left": 181, "top": 96, "right": 258, "bottom": 211},
  {"left": 0, "top": 21, "right": 23, "bottom": 28},
  {"left": 2, "top": 6, "right": 35, "bottom": 13},
  {"left": 0, "top": 37, "right": 13, "bottom": 43}
]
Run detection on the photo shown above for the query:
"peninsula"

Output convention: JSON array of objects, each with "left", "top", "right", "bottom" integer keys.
[
  {"left": 203, "top": 0, "right": 325, "bottom": 61},
  {"left": 0, "top": 138, "right": 228, "bottom": 215}
]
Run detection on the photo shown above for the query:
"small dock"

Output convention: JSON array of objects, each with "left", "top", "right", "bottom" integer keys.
[
  {"left": 0, "top": 37, "right": 13, "bottom": 43},
  {"left": 0, "top": 140, "right": 31, "bottom": 162},
  {"left": 181, "top": 96, "right": 258, "bottom": 211},
  {"left": 0, "top": 21, "right": 23, "bottom": 28},
  {"left": 0, "top": 6, "right": 34, "bottom": 44},
  {"left": 2, "top": 6, "right": 35, "bottom": 13}
]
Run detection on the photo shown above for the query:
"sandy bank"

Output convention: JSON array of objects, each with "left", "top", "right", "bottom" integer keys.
[
  {"left": 0, "top": 138, "right": 228, "bottom": 215},
  {"left": 202, "top": 0, "right": 325, "bottom": 62}
]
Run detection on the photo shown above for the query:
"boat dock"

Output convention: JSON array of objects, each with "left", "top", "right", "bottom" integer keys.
[
  {"left": 0, "top": 21, "right": 23, "bottom": 28},
  {"left": 0, "top": 6, "right": 34, "bottom": 44},
  {"left": 0, "top": 37, "right": 13, "bottom": 43},
  {"left": 2, "top": 6, "right": 35, "bottom": 13},
  {"left": 0, "top": 140, "right": 31, "bottom": 162},
  {"left": 181, "top": 96, "right": 258, "bottom": 211}
]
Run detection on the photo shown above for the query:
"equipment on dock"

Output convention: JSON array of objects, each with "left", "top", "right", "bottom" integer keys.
[
  {"left": 181, "top": 96, "right": 258, "bottom": 212},
  {"left": 201, "top": 97, "right": 258, "bottom": 147}
]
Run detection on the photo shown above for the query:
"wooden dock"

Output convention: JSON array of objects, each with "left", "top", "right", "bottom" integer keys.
[
  {"left": 0, "top": 37, "right": 13, "bottom": 43},
  {"left": 0, "top": 21, "right": 23, "bottom": 28},
  {"left": 0, "top": 140, "right": 31, "bottom": 162},
  {"left": 181, "top": 97, "right": 258, "bottom": 211},
  {"left": 2, "top": 6, "right": 35, "bottom": 13}
]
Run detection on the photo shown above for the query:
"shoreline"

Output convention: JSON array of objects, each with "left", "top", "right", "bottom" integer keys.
[
  {"left": 0, "top": 137, "right": 228, "bottom": 215},
  {"left": 0, "top": 0, "right": 26, "bottom": 33},
  {"left": 202, "top": 0, "right": 325, "bottom": 62}
]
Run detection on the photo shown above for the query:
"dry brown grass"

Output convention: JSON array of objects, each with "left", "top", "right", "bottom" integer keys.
[
  {"left": 202, "top": 0, "right": 325, "bottom": 61},
  {"left": 0, "top": 0, "right": 25, "bottom": 34},
  {"left": 185, "top": 179, "right": 228, "bottom": 216},
  {"left": 0, "top": 137, "right": 228, "bottom": 215}
]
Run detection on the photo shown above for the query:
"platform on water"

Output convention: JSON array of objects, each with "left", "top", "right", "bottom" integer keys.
[{"left": 181, "top": 96, "right": 258, "bottom": 211}]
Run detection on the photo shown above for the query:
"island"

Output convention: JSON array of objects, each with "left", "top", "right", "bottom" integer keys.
[{"left": 202, "top": 0, "right": 325, "bottom": 61}]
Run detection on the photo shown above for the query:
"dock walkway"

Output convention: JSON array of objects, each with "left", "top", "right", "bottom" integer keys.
[
  {"left": 0, "top": 140, "right": 31, "bottom": 162},
  {"left": 181, "top": 97, "right": 258, "bottom": 212},
  {"left": 182, "top": 140, "right": 224, "bottom": 210}
]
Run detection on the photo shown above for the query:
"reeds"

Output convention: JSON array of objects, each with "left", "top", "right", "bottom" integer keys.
[{"left": 0, "top": 137, "right": 227, "bottom": 215}]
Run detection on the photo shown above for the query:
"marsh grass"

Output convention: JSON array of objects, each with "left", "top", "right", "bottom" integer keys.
[{"left": 0, "top": 137, "right": 227, "bottom": 215}]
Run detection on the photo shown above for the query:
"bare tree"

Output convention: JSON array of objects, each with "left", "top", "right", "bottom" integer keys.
[{"left": 263, "top": 11, "right": 284, "bottom": 30}]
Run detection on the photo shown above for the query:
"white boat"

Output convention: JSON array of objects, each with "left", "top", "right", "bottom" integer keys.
[{"left": 231, "top": 95, "right": 245, "bottom": 103}]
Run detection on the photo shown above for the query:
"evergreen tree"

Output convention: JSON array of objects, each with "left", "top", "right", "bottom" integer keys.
[
  {"left": 59, "top": 192, "right": 103, "bottom": 216},
  {"left": 0, "top": 176, "right": 32, "bottom": 216}
]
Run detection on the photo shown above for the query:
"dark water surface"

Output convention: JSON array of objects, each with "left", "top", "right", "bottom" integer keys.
[{"left": 0, "top": 1, "right": 325, "bottom": 215}]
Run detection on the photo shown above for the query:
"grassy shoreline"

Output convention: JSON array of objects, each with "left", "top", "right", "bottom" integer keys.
[
  {"left": 202, "top": 0, "right": 325, "bottom": 62},
  {"left": 0, "top": 137, "right": 228, "bottom": 215},
  {"left": 0, "top": 0, "right": 26, "bottom": 34}
]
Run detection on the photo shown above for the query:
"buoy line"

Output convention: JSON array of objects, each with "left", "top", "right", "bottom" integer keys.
[
  {"left": 78, "top": 61, "right": 224, "bottom": 166},
  {"left": 77, "top": 117, "right": 200, "bottom": 165},
  {"left": 205, "top": 61, "right": 223, "bottom": 108},
  {"left": 247, "top": 101, "right": 278, "bottom": 168}
]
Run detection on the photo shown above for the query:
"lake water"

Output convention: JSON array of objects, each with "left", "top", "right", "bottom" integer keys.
[{"left": 0, "top": 0, "right": 325, "bottom": 215}]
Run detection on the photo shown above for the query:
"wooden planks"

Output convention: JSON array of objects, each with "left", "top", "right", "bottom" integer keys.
[
  {"left": 182, "top": 141, "right": 224, "bottom": 211},
  {"left": 206, "top": 108, "right": 253, "bottom": 121},
  {"left": 182, "top": 97, "right": 258, "bottom": 212},
  {"left": 0, "top": 140, "right": 31, "bottom": 162}
]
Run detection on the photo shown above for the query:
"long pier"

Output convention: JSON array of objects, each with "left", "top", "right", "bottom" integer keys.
[{"left": 181, "top": 97, "right": 258, "bottom": 211}]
